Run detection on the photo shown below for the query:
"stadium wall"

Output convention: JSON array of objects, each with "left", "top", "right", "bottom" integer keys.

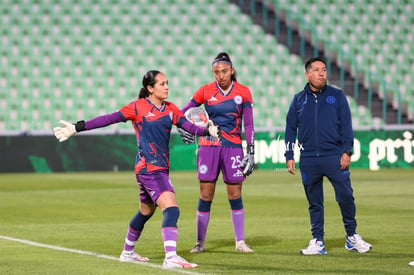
[{"left": 1, "top": 130, "right": 413, "bottom": 173}]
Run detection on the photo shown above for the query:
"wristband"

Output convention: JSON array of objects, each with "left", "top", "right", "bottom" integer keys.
[
  {"left": 74, "top": 120, "right": 86, "bottom": 132},
  {"left": 247, "top": 143, "right": 254, "bottom": 154}
]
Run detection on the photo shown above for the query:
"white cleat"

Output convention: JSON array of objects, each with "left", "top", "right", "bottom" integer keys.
[
  {"left": 235, "top": 240, "right": 254, "bottom": 253},
  {"left": 163, "top": 255, "right": 198, "bottom": 269},
  {"left": 119, "top": 250, "right": 149, "bottom": 262},
  {"left": 345, "top": 234, "right": 372, "bottom": 253},
  {"left": 300, "top": 238, "right": 327, "bottom": 255}
]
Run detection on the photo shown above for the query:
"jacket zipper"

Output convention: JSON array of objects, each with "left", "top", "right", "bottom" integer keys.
[{"left": 314, "top": 94, "right": 319, "bottom": 156}]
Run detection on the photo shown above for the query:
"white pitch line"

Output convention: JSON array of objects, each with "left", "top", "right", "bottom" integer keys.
[{"left": 0, "top": 235, "right": 206, "bottom": 275}]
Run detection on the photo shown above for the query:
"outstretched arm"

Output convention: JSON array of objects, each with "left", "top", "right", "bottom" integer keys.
[{"left": 53, "top": 112, "right": 125, "bottom": 142}]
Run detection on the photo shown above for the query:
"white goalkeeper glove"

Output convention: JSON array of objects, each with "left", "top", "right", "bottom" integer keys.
[
  {"left": 178, "top": 128, "right": 196, "bottom": 144},
  {"left": 240, "top": 144, "right": 255, "bottom": 176},
  {"left": 178, "top": 120, "right": 222, "bottom": 145},
  {"left": 205, "top": 120, "right": 222, "bottom": 142},
  {"left": 53, "top": 120, "right": 76, "bottom": 142}
]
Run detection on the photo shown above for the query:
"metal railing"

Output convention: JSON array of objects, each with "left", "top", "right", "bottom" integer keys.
[
  {"left": 367, "top": 72, "right": 402, "bottom": 124},
  {"left": 286, "top": 10, "right": 318, "bottom": 58}
]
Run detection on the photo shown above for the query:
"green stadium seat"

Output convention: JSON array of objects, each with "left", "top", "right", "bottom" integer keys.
[
  {"left": 2, "top": 0, "right": 401, "bottom": 130},
  {"left": 278, "top": 0, "right": 413, "bottom": 120}
]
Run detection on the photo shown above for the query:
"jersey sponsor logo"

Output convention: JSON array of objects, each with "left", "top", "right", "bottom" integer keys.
[
  {"left": 208, "top": 96, "right": 218, "bottom": 102},
  {"left": 326, "top": 96, "right": 336, "bottom": 104},
  {"left": 199, "top": 164, "right": 208, "bottom": 174},
  {"left": 233, "top": 169, "right": 244, "bottom": 177},
  {"left": 147, "top": 112, "right": 155, "bottom": 117},
  {"left": 234, "top": 95, "right": 242, "bottom": 104}
]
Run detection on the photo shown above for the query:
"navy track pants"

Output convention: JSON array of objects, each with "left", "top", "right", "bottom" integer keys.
[{"left": 299, "top": 154, "right": 357, "bottom": 241}]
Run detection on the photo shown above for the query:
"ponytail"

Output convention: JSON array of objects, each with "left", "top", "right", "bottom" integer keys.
[
  {"left": 138, "top": 87, "right": 148, "bottom": 99},
  {"left": 138, "top": 70, "right": 161, "bottom": 98}
]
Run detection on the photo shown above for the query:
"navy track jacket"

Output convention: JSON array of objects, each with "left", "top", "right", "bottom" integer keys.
[{"left": 284, "top": 83, "right": 354, "bottom": 160}]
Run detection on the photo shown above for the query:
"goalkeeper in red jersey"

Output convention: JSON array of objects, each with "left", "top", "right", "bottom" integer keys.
[
  {"left": 179, "top": 52, "right": 256, "bottom": 253},
  {"left": 53, "top": 70, "right": 221, "bottom": 269}
]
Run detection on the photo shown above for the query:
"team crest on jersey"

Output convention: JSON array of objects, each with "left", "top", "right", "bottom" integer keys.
[
  {"left": 326, "top": 96, "right": 336, "bottom": 104},
  {"left": 199, "top": 164, "right": 208, "bottom": 174},
  {"left": 169, "top": 111, "right": 173, "bottom": 120},
  {"left": 234, "top": 95, "right": 242, "bottom": 104}
]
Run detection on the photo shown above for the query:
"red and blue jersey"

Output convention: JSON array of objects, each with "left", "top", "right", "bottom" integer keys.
[
  {"left": 119, "top": 98, "right": 188, "bottom": 174},
  {"left": 183, "top": 81, "right": 254, "bottom": 148}
]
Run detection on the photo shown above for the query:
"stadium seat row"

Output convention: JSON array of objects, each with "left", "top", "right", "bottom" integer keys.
[
  {"left": 0, "top": 0, "right": 380, "bottom": 131},
  {"left": 276, "top": 0, "right": 414, "bottom": 120}
]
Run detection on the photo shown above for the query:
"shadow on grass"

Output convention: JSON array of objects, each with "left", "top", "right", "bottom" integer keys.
[
  {"left": 190, "top": 235, "right": 281, "bottom": 253},
  {"left": 324, "top": 237, "right": 375, "bottom": 251}
]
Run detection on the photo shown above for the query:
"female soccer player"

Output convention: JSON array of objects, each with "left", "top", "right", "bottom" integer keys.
[
  {"left": 53, "top": 70, "right": 221, "bottom": 269},
  {"left": 179, "top": 52, "right": 256, "bottom": 253}
]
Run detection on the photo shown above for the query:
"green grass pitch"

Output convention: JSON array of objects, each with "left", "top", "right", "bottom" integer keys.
[{"left": 0, "top": 169, "right": 413, "bottom": 274}]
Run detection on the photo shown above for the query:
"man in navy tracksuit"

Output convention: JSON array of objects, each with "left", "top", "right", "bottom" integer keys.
[{"left": 284, "top": 57, "right": 372, "bottom": 255}]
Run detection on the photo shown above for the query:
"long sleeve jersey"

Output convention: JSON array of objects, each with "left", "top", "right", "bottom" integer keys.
[
  {"left": 181, "top": 81, "right": 255, "bottom": 147},
  {"left": 83, "top": 98, "right": 207, "bottom": 174},
  {"left": 284, "top": 83, "right": 354, "bottom": 160}
]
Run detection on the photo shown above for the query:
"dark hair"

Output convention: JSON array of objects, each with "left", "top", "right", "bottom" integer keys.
[
  {"left": 304, "top": 56, "right": 327, "bottom": 72},
  {"left": 212, "top": 52, "right": 237, "bottom": 82},
  {"left": 138, "top": 70, "right": 161, "bottom": 99}
]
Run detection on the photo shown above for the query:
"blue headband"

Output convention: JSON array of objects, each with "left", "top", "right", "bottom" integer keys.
[{"left": 211, "top": 56, "right": 233, "bottom": 67}]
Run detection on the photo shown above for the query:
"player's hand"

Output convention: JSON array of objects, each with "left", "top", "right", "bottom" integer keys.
[
  {"left": 178, "top": 128, "right": 195, "bottom": 144},
  {"left": 206, "top": 120, "right": 222, "bottom": 142},
  {"left": 286, "top": 160, "right": 296, "bottom": 175},
  {"left": 340, "top": 153, "right": 351, "bottom": 170},
  {"left": 240, "top": 144, "right": 255, "bottom": 176},
  {"left": 53, "top": 120, "right": 76, "bottom": 142}
]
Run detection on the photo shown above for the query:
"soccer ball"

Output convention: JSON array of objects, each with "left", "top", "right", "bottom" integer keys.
[{"left": 184, "top": 107, "right": 209, "bottom": 127}]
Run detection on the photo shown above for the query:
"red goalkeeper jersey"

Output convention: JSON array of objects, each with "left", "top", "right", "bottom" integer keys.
[
  {"left": 190, "top": 81, "right": 254, "bottom": 147},
  {"left": 119, "top": 98, "right": 187, "bottom": 174}
]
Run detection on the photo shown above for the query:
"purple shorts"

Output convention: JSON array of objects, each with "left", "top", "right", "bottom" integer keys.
[
  {"left": 197, "top": 146, "right": 246, "bottom": 184},
  {"left": 136, "top": 170, "right": 175, "bottom": 205}
]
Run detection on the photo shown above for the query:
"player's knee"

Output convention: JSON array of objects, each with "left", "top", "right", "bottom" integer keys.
[
  {"left": 200, "top": 191, "right": 215, "bottom": 201},
  {"left": 201, "top": 195, "right": 214, "bottom": 202}
]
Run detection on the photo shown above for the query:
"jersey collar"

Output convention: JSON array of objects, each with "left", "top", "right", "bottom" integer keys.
[
  {"left": 216, "top": 81, "right": 234, "bottom": 96},
  {"left": 146, "top": 98, "right": 165, "bottom": 111}
]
